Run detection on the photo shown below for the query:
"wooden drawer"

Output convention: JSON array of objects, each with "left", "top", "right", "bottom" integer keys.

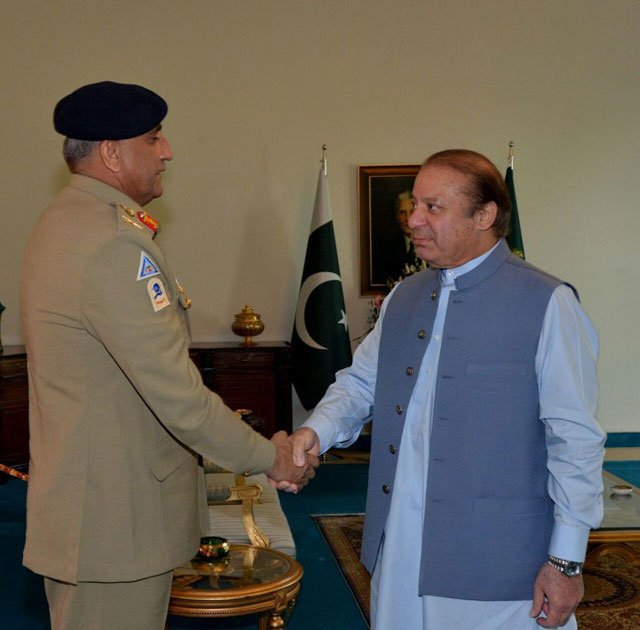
[
  {"left": 209, "top": 350, "right": 275, "bottom": 369},
  {"left": 0, "top": 357, "right": 28, "bottom": 379}
]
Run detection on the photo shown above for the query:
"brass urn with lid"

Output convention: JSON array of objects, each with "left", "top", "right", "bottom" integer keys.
[{"left": 231, "top": 304, "right": 265, "bottom": 346}]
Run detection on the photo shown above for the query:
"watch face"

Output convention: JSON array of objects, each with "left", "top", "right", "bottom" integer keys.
[
  {"left": 548, "top": 556, "right": 583, "bottom": 577},
  {"left": 565, "top": 562, "right": 582, "bottom": 577}
]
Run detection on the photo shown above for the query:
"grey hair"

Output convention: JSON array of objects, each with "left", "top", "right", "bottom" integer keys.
[{"left": 62, "top": 138, "right": 99, "bottom": 171}]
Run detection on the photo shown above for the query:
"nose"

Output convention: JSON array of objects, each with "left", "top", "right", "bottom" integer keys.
[
  {"left": 159, "top": 132, "right": 173, "bottom": 161},
  {"left": 408, "top": 203, "right": 425, "bottom": 229}
]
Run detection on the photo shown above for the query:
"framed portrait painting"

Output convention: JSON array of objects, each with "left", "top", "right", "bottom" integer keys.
[{"left": 358, "top": 164, "right": 420, "bottom": 295}]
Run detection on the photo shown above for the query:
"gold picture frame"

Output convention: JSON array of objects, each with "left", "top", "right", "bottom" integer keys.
[{"left": 358, "top": 164, "right": 420, "bottom": 295}]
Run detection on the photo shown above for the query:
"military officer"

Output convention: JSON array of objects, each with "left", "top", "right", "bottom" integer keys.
[{"left": 21, "top": 81, "right": 316, "bottom": 630}]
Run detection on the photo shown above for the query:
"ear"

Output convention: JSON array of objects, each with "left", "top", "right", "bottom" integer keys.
[
  {"left": 99, "top": 140, "right": 122, "bottom": 173},
  {"left": 475, "top": 201, "right": 498, "bottom": 232}
]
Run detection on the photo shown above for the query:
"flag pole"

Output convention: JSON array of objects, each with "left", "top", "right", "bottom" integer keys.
[
  {"left": 504, "top": 140, "right": 525, "bottom": 259},
  {"left": 321, "top": 143, "right": 327, "bottom": 175}
]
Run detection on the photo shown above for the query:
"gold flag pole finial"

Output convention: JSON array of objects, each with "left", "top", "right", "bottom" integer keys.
[
  {"left": 507, "top": 141, "right": 514, "bottom": 170},
  {"left": 321, "top": 144, "right": 328, "bottom": 176}
]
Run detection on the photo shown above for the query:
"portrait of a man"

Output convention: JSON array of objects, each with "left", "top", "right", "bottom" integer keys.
[{"left": 359, "top": 165, "right": 420, "bottom": 294}]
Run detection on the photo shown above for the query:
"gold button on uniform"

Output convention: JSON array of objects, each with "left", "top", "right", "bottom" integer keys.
[
  {"left": 406, "top": 367, "right": 414, "bottom": 376},
  {"left": 418, "top": 330, "right": 426, "bottom": 339}
]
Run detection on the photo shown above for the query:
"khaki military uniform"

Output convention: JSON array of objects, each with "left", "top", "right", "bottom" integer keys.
[{"left": 21, "top": 174, "right": 275, "bottom": 585}]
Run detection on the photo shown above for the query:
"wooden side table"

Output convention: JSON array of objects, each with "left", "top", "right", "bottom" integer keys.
[
  {"left": 168, "top": 544, "right": 303, "bottom": 629},
  {"left": 189, "top": 342, "right": 293, "bottom": 438},
  {"left": 0, "top": 346, "right": 29, "bottom": 473}
]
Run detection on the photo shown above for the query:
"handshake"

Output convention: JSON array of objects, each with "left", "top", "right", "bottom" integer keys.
[{"left": 265, "top": 428, "right": 321, "bottom": 493}]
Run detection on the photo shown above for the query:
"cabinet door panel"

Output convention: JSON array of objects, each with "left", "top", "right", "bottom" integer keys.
[
  {"left": 0, "top": 354, "right": 30, "bottom": 470},
  {"left": 0, "top": 407, "right": 30, "bottom": 466},
  {"left": 190, "top": 343, "right": 292, "bottom": 439},
  {"left": 208, "top": 373, "right": 277, "bottom": 437}
]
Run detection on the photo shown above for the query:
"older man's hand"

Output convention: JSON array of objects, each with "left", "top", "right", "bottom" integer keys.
[
  {"left": 530, "top": 562, "right": 584, "bottom": 628},
  {"left": 266, "top": 430, "right": 319, "bottom": 493},
  {"left": 270, "top": 427, "right": 322, "bottom": 492}
]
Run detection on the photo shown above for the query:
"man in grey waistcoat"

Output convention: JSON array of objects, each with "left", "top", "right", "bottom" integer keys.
[{"left": 288, "top": 149, "right": 605, "bottom": 628}]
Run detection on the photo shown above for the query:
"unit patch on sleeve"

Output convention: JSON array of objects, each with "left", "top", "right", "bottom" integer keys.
[
  {"left": 137, "top": 251, "right": 160, "bottom": 281},
  {"left": 147, "top": 279, "right": 171, "bottom": 312}
]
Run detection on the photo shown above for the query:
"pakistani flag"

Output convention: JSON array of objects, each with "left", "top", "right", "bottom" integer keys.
[
  {"left": 292, "top": 164, "right": 352, "bottom": 410},
  {"left": 505, "top": 164, "right": 525, "bottom": 259}
]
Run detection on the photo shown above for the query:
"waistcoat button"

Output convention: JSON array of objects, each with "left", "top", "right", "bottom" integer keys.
[
  {"left": 406, "top": 367, "right": 414, "bottom": 376},
  {"left": 395, "top": 405, "right": 403, "bottom": 415},
  {"left": 418, "top": 329, "right": 426, "bottom": 339},
  {"left": 382, "top": 484, "right": 390, "bottom": 494},
  {"left": 389, "top": 444, "right": 397, "bottom": 454}
]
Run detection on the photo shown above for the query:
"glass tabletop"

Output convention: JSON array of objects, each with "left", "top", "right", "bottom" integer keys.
[
  {"left": 172, "top": 545, "right": 299, "bottom": 594},
  {"left": 598, "top": 470, "right": 640, "bottom": 531}
]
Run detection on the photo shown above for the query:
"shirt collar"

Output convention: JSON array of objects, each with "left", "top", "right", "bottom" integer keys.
[{"left": 439, "top": 240, "right": 501, "bottom": 288}]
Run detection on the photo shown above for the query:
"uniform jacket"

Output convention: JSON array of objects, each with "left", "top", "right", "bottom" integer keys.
[
  {"left": 21, "top": 175, "right": 275, "bottom": 584},
  {"left": 361, "top": 240, "right": 564, "bottom": 599}
]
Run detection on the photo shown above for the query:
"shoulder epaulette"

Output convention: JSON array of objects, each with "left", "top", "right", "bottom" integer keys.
[{"left": 113, "top": 203, "right": 160, "bottom": 237}]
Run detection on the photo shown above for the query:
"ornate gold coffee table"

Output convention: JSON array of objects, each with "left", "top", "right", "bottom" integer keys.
[{"left": 168, "top": 544, "right": 302, "bottom": 629}]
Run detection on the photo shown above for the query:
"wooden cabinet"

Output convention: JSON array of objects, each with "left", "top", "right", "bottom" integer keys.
[
  {"left": 189, "top": 342, "right": 292, "bottom": 438},
  {"left": 0, "top": 346, "right": 29, "bottom": 471}
]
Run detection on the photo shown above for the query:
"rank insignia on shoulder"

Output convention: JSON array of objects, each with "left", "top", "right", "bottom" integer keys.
[
  {"left": 137, "top": 251, "right": 160, "bottom": 281},
  {"left": 147, "top": 278, "right": 171, "bottom": 312},
  {"left": 117, "top": 203, "right": 137, "bottom": 218},
  {"left": 119, "top": 213, "right": 144, "bottom": 231},
  {"left": 137, "top": 211, "right": 160, "bottom": 235}
]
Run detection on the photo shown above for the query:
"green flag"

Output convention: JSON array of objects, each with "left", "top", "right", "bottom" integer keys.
[
  {"left": 505, "top": 164, "right": 525, "bottom": 259},
  {"left": 292, "top": 165, "right": 352, "bottom": 410}
]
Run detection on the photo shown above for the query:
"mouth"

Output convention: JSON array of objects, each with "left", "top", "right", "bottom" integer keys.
[{"left": 411, "top": 232, "right": 433, "bottom": 246}]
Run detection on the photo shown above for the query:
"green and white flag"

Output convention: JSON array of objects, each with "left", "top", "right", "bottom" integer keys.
[
  {"left": 292, "top": 162, "right": 352, "bottom": 410},
  {"left": 505, "top": 149, "right": 525, "bottom": 259}
]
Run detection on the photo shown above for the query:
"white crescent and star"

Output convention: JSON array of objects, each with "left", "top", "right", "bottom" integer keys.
[{"left": 295, "top": 272, "right": 348, "bottom": 350}]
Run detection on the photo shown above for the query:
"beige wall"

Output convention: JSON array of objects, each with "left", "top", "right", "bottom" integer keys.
[{"left": 1, "top": 0, "right": 638, "bottom": 431}]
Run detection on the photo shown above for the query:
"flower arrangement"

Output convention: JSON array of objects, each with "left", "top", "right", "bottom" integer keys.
[{"left": 366, "top": 294, "right": 385, "bottom": 330}]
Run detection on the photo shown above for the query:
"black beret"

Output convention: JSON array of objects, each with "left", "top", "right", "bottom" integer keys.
[{"left": 53, "top": 81, "right": 168, "bottom": 141}]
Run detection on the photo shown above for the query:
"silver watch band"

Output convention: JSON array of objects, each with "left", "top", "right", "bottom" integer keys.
[{"left": 547, "top": 555, "right": 583, "bottom": 576}]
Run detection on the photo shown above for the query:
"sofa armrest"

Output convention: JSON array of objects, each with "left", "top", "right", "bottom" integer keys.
[{"left": 205, "top": 472, "right": 270, "bottom": 549}]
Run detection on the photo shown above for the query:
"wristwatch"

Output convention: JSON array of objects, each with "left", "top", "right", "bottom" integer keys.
[{"left": 547, "top": 555, "right": 583, "bottom": 577}]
